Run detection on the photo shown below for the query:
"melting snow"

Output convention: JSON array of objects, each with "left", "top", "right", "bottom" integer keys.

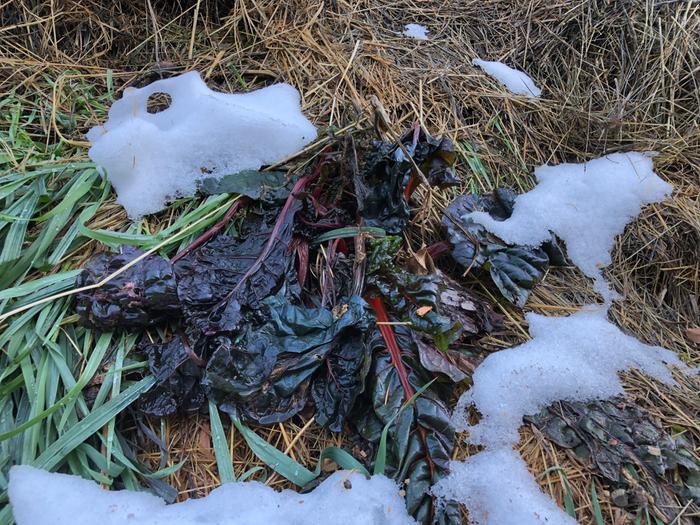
[
  {"left": 434, "top": 449, "right": 578, "bottom": 525},
  {"left": 87, "top": 71, "right": 317, "bottom": 218},
  {"left": 403, "top": 24, "right": 429, "bottom": 40},
  {"left": 462, "top": 152, "right": 672, "bottom": 303},
  {"left": 9, "top": 465, "right": 416, "bottom": 525},
  {"left": 473, "top": 58, "right": 541, "bottom": 97},
  {"left": 432, "top": 153, "right": 686, "bottom": 524},
  {"left": 453, "top": 308, "right": 687, "bottom": 448}
]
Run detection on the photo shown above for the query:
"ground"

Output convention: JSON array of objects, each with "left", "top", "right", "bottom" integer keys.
[{"left": 0, "top": 1, "right": 698, "bottom": 524}]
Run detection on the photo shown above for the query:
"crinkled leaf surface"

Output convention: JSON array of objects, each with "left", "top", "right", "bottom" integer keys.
[
  {"left": 75, "top": 246, "right": 181, "bottom": 329},
  {"left": 351, "top": 328, "right": 460, "bottom": 525},
  {"left": 138, "top": 338, "right": 205, "bottom": 417},
  {"left": 174, "top": 204, "right": 298, "bottom": 335},
  {"left": 526, "top": 397, "right": 700, "bottom": 515},
  {"left": 204, "top": 294, "right": 370, "bottom": 426},
  {"left": 367, "top": 237, "right": 499, "bottom": 351},
  {"left": 442, "top": 189, "right": 554, "bottom": 307},
  {"left": 355, "top": 130, "right": 457, "bottom": 234}
]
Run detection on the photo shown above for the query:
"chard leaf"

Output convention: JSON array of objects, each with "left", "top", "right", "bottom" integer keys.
[
  {"left": 75, "top": 246, "right": 181, "bottom": 330},
  {"left": 204, "top": 295, "right": 370, "bottom": 427},
  {"left": 442, "top": 189, "right": 557, "bottom": 307},
  {"left": 174, "top": 203, "right": 299, "bottom": 335},
  {"left": 198, "top": 170, "right": 289, "bottom": 202}
]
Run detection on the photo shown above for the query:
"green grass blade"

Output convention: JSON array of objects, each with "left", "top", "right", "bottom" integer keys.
[{"left": 208, "top": 402, "right": 236, "bottom": 483}]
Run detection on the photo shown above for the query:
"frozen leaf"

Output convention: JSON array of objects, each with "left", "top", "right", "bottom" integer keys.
[
  {"left": 352, "top": 328, "right": 460, "bottom": 525},
  {"left": 526, "top": 397, "right": 700, "bottom": 517},
  {"left": 174, "top": 204, "right": 299, "bottom": 335},
  {"left": 203, "top": 295, "right": 370, "bottom": 426},
  {"left": 367, "top": 237, "right": 499, "bottom": 351},
  {"left": 442, "top": 189, "right": 556, "bottom": 307},
  {"left": 138, "top": 338, "right": 206, "bottom": 416},
  {"left": 355, "top": 128, "right": 457, "bottom": 234},
  {"left": 75, "top": 246, "right": 181, "bottom": 330},
  {"left": 198, "top": 170, "right": 290, "bottom": 202},
  {"left": 415, "top": 337, "right": 478, "bottom": 383}
]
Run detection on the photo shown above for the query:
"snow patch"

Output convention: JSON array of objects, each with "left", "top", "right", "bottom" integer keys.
[
  {"left": 433, "top": 310, "right": 688, "bottom": 525},
  {"left": 453, "top": 309, "right": 686, "bottom": 448},
  {"left": 462, "top": 152, "right": 672, "bottom": 302},
  {"left": 472, "top": 58, "right": 541, "bottom": 97},
  {"left": 403, "top": 24, "right": 429, "bottom": 40},
  {"left": 87, "top": 71, "right": 317, "bottom": 218},
  {"left": 433, "top": 449, "right": 578, "bottom": 525},
  {"left": 9, "top": 465, "right": 416, "bottom": 525},
  {"left": 433, "top": 153, "right": 683, "bottom": 524}
]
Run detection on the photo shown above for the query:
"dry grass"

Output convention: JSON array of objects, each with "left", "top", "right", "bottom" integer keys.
[{"left": 1, "top": 1, "right": 699, "bottom": 523}]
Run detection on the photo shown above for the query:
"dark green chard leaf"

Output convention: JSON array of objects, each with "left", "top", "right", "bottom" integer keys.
[
  {"left": 138, "top": 337, "right": 206, "bottom": 416},
  {"left": 311, "top": 327, "right": 373, "bottom": 432},
  {"left": 174, "top": 203, "right": 299, "bottom": 335},
  {"left": 526, "top": 396, "right": 700, "bottom": 515},
  {"left": 203, "top": 294, "right": 371, "bottom": 426},
  {"left": 366, "top": 237, "right": 500, "bottom": 351},
  {"left": 355, "top": 128, "right": 457, "bottom": 235},
  {"left": 75, "top": 246, "right": 181, "bottom": 330},
  {"left": 198, "top": 170, "right": 290, "bottom": 202},
  {"left": 351, "top": 327, "right": 461, "bottom": 525},
  {"left": 441, "top": 188, "right": 562, "bottom": 307}
]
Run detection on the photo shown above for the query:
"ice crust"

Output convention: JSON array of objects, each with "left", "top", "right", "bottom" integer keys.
[
  {"left": 463, "top": 152, "right": 672, "bottom": 302},
  {"left": 472, "top": 58, "right": 541, "bottom": 97},
  {"left": 432, "top": 153, "right": 683, "bottom": 524},
  {"left": 403, "top": 24, "right": 429, "bottom": 40},
  {"left": 87, "top": 71, "right": 317, "bottom": 218},
  {"left": 9, "top": 465, "right": 416, "bottom": 525}
]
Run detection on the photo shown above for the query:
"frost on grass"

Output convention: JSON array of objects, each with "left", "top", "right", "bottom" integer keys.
[
  {"left": 472, "top": 58, "right": 541, "bottom": 97},
  {"left": 460, "top": 152, "right": 672, "bottom": 302},
  {"left": 432, "top": 153, "right": 686, "bottom": 524},
  {"left": 87, "top": 71, "right": 317, "bottom": 218},
  {"left": 9, "top": 466, "right": 416, "bottom": 525},
  {"left": 403, "top": 24, "right": 429, "bottom": 40}
]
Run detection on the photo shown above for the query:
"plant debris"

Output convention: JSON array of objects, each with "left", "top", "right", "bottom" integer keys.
[
  {"left": 526, "top": 396, "right": 700, "bottom": 517},
  {"left": 75, "top": 246, "right": 181, "bottom": 329},
  {"left": 72, "top": 127, "right": 503, "bottom": 523},
  {"left": 441, "top": 188, "right": 564, "bottom": 306}
]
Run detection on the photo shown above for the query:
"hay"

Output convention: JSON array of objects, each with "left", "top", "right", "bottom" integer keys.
[{"left": 1, "top": 1, "right": 698, "bottom": 523}]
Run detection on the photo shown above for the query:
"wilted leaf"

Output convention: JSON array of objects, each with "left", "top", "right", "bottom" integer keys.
[
  {"left": 367, "top": 237, "right": 500, "bottom": 351},
  {"left": 75, "top": 246, "right": 181, "bottom": 330},
  {"left": 355, "top": 128, "right": 457, "bottom": 234},
  {"left": 198, "top": 170, "right": 289, "bottom": 202},
  {"left": 138, "top": 338, "right": 206, "bottom": 416},
  {"left": 527, "top": 397, "right": 700, "bottom": 515},
  {"left": 351, "top": 327, "right": 460, "bottom": 525},
  {"left": 441, "top": 189, "right": 558, "bottom": 307},
  {"left": 203, "top": 294, "right": 370, "bottom": 426},
  {"left": 174, "top": 204, "right": 299, "bottom": 335}
]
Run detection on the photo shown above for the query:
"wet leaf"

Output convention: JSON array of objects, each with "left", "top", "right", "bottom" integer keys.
[
  {"left": 138, "top": 337, "right": 205, "bottom": 416},
  {"left": 204, "top": 294, "right": 370, "bottom": 426},
  {"left": 441, "top": 189, "right": 557, "bottom": 307},
  {"left": 527, "top": 397, "right": 700, "bottom": 516},
  {"left": 355, "top": 128, "right": 457, "bottom": 234},
  {"left": 75, "top": 246, "right": 181, "bottom": 330},
  {"left": 367, "top": 237, "right": 500, "bottom": 351},
  {"left": 198, "top": 170, "right": 290, "bottom": 202},
  {"left": 351, "top": 327, "right": 460, "bottom": 525},
  {"left": 174, "top": 204, "right": 299, "bottom": 335}
]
